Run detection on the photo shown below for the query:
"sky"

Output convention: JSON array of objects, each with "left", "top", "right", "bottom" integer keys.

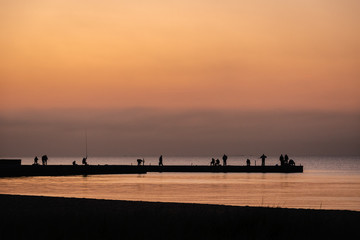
[{"left": 0, "top": 0, "right": 359, "bottom": 157}]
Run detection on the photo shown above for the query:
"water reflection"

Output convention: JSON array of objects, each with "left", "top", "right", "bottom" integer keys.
[
  {"left": 0, "top": 171, "right": 359, "bottom": 211},
  {"left": 1, "top": 156, "right": 360, "bottom": 210}
]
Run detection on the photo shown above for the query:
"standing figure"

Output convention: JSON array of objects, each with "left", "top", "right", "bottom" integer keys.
[
  {"left": 34, "top": 156, "right": 38, "bottom": 165},
  {"left": 279, "top": 154, "right": 284, "bottom": 166},
  {"left": 284, "top": 154, "right": 289, "bottom": 165},
  {"left": 210, "top": 158, "right": 215, "bottom": 166},
  {"left": 159, "top": 155, "right": 163, "bottom": 166},
  {"left": 42, "top": 155, "right": 48, "bottom": 165},
  {"left": 82, "top": 157, "right": 88, "bottom": 165},
  {"left": 260, "top": 154, "right": 267, "bottom": 166},
  {"left": 246, "top": 159, "right": 251, "bottom": 166},
  {"left": 222, "top": 154, "right": 228, "bottom": 166}
]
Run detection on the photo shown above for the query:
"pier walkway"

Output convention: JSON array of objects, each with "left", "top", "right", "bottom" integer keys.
[{"left": 0, "top": 163, "right": 303, "bottom": 177}]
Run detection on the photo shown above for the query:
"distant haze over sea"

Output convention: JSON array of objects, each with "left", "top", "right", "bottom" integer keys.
[{"left": 0, "top": 108, "right": 359, "bottom": 157}]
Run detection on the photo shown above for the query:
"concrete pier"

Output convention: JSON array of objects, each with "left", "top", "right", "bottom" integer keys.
[
  {"left": 0, "top": 165, "right": 146, "bottom": 177},
  {"left": 142, "top": 165, "right": 303, "bottom": 173},
  {"left": 0, "top": 164, "right": 302, "bottom": 177}
]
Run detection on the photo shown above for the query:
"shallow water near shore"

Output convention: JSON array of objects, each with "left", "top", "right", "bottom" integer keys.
[{"left": 0, "top": 156, "right": 359, "bottom": 211}]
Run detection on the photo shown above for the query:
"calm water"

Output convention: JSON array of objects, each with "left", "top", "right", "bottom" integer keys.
[{"left": 0, "top": 156, "right": 359, "bottom": 211}]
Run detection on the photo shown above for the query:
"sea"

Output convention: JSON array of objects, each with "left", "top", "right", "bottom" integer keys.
[{"left": 0, "top": 156, "right": 359, "bottom": 211}]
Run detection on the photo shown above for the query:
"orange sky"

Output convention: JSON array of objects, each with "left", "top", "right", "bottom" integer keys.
[
  {"left": 1, "top": 1, "right": 360, "bottom": 156},
  {"left": 1, "top": 0, "right": 359, "bottom": 112}
]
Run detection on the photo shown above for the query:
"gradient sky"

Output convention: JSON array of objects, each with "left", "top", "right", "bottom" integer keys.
[{"left": 1, "top": 1, "right": 359, "bottom": 156}]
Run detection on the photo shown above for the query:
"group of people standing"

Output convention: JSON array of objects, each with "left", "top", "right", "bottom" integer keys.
[
  {"left": 34, "top": 154, "right": 295, "bottom": 167},
  {"left": 34, "top": 155, "right": 89, "bottom": 166},
  {"left": 245, "top": 154, "right": 267, "bottom": 166},
  {"left": 136, "top": 155, "right": 163, "bottom": 166},
  {"left": 210, "top": 154, "right": 295, "bottom": 167},
  {"left": 210, "top": 154, "right": 228, "bottom": 166},
  {"left": 72, "top": 157, "right": 88, "bottom": 166},
  {"left": 33, "top": 155, "right": 48, "bottom": 165},
  {"left": 279, "top": 154, "right": 295, "bottom": 166}
]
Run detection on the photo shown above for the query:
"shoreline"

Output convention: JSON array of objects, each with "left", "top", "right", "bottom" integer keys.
[{"left": 1, "top": 194, "right": 359, "bottom": 239}]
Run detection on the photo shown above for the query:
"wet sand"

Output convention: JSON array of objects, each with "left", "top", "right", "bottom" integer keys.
[{"left": 0, "top": 194, "right": 359, "bottom": 240}]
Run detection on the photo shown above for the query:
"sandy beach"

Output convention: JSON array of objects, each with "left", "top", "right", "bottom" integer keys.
[{"left": 0, "top": 194, "right": 359, "bottom": 240}]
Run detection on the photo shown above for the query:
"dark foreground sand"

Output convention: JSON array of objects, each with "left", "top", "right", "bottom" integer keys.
[{"left": 0, "top": 194, "right": 359, "bottom": 240}]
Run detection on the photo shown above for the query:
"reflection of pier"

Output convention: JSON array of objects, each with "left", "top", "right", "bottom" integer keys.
[{"left": 1, "top": 159, "right": 303, "bottom": 177}]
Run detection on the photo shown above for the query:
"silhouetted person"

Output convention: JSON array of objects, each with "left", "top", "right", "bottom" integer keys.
[
  {"left": 215, "top": 159, "right": 220, "bottom": 166},
  {"left": 246, "top": 159, "right": 251, "bottom": 166},
  {"left": 41, "top": 155, "right": 48, "bottom": 165},
  {"left": 72, "top": 161, "right": 77, "bottom": 166},
  {"left": 34, "top": 156, "right": 38, "bottom": 165},
  {"left": 289, "top": 159, "right": 295, "bottom": 166},
  {"left": 279, "top": 154, "right": 284, "bottom": 166},
  {"left": 137, "top": 159, "right": 144, "bottom": 166},
  {"left": 210, "top": 158, "right": 215, "bottom": 166},
  {"left": 260, "top": 154, "right": 267, "bottom": 166},
  {"left": 284, "top": 154, "right": 289, "bottom": 165},
  {"left": 159, "top": 155, "right": 163, "bottom": 166},
  {"left": 82, "top": 157, "right": 88, "bottom": 165},
  {"left": 222, "top": 154, "right": 228, "bottom": 166}
]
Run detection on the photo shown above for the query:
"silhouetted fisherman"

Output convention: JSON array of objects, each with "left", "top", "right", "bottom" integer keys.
[
  {"left": 284, "top": 154, "right": 289, "bottom": 165},
  {"left": 222, "top": 154, "right": 228, "bottom": 166},
  {"left": 137, "top": 158, "right": 144, "bottom": 166},
  {"left": 41, "top": 155, "right": 48, "bottom": 165},
  {"left": 159, "top": 155, "right": 163, "bottom": 166},
  {"left": 210, "top": 158, "right": 215, "bottom": 166},
  {"left": 289, "top": 159, "right": 295, "bottom": 166},
  {"left": 260, "top": 154, "right": 267, "bottom": 166},
  {"left": 33, "top": 156, "right": 38, "bottom": 165},
  {"left": 215, "top": 159, "right": 220, "bottom": 166},
  {"left": 246, "top": 159, "right": 251, "bottom": 166},
  {"left": 82, "top": 157, "right": 88, "bottom": 165},
  {"left": 72, "top": 161, "right": 77, "bottom": 166},
  {"left": 279, "top": 154, "right": 284, "bottom": 166}
]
